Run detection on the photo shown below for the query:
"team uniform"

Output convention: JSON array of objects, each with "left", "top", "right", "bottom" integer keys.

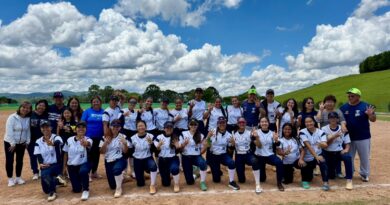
[
  {"left": 242, "top": 100, "right": 260, "bottom": 129},
  {"left": 226, "top": 105, "right": 243, "bottom": 133},
  {"left": 206, "top": 108, "right": 226, "bottom": 131},
  {"left": 189, "top": 100, "right": 207, "bottom": 135},
  {"left": 279, "top": 111, "right": 297, "bottom": 138},
  {"left": 121, "top": 108, "right": 138, "bottom": 139},
  {"left": 170, "top": 108, "right": 189, "bottom": 136},
  {"left": 154, "top": 108, "right": 173, "bottom": 135},
  {"left": 48, "top": 105, "right": 66, "bottom": 134},
  {"left": 29, "top": 111, "right": 48, "bottom": 176},
  {"left": 102, "top": 106, "right": 123, "bottom": 126},
  {"left": 261, "top": 101, "right": 282, "bottom": 132},
  {"left": 278, "top": 137, "right": 302, "bottom": 184},
  {"left": 138, "top": 109, "right": 158, "bottom": 137},
  {"left": 63, "top": 136, "right": 92, "bottom": 193},
  {"left": 298, "top": 110, "right": 318, "bottom": 129}
]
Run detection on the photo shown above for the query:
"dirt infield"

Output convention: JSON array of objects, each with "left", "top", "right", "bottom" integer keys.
[{"left": 1, "top": 110, "right": 390, "bottom": 205}]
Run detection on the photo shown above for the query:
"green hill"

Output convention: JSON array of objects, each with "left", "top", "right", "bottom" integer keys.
[{"left": 275, "top": 69, "right": 390, "bottom": 112}]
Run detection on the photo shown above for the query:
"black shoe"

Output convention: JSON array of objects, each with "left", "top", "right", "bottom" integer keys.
[
  {"left": 277, "top": 183, "right": 285, "bottom": 192},
  {"left": 229, "top": 181, "right": 240, "bottom": 190}
]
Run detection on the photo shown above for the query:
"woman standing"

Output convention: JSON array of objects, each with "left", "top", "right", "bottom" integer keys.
[
  {"left": 170, "top": 98, "right": 189, "bottom": 137},
  {"left": 99, "top": 120, "right": 128, "bottom": 198},
  {"left": 317, "top": 95, "right": 347, "bottom": 130},
  {"left": 226, "top": 96, "right": 243, "bottom": 133},
  {"left": 129, "top": 120, "right": 158, "bottom": 195},
  {"left": 57, "top": 108, "right": 76, "bottom": 177},
  {"left": 204, "top": 97, "right": 226, "bottom": 132},
  {"left": 4, "top": 101, "right": 32, "bottom": 187},
  {"left": 188, "top": 88, "right": 207, "bottom": 135},
  {"left": 154, "top": 121, "right": 181, "bottom": 192},
  {"left": 231, "top": 117, "right": 262, "bottom": 193},
  {"left": 138, "top": 97, "right": 158, "bottom": 137},
  {"left": 67, "top": 97, "right": 83, "bottom": 122},
  {"left": 103, "top": 95, "right": 123, "bottom": 136},
  {"left": 154, "top": 98, "right": 173, "bottom": 136},
  {"left": 278, "top": 98, "right": 298, "bottom": 138},
  {"left": 253, "top": 117, "right": 285, "bottom": 191},
  {"left": 63, "top": 122, "right": 92, "bottom": 200},
  {"left": 29, "top": 99, "right": 49, "bottom": 180},
  {"left": 299, "top": 116, "right": 330, "bottom": 190},
  {"left": 180, "top": 119, "right": 208, "bottom": 191},
  {"left": 81, "top": 96, "right": 104, "bottom": 181},
  {"left": 34, "top": 120, "right": 63, "bottom": 201},
  {"left": 297, "top": 97, "right": 318, "bottom": 129}
]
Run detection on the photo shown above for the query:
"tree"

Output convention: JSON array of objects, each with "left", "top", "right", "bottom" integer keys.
[
  {"left": 359, "top": 50, "right": 390, "bottom": 73},
  {"left": 203, "top": 86, "right": 221, "bottom": 102},
  {"left": 87, "top": 84, "right": 101, "bottom": 99},
  {"left": 143, "top": 84, "right": 162, "bottom": 101},
  {"left": 161, "top": 89, "right": 179, "bottom": 102},
  {"left": 101, "top": 86, "right": 114, "bottom": 103}
]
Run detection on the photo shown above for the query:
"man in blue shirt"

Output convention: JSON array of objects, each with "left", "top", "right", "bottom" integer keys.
[
  {"left": 340, "top": 88, "right": 376, "bottom": 182},
  {"left": 48, "top": 92, "right": 67, "bottom": 134},
  {"left": 242, "top": 86, "right": 263, "bottom": 129}
]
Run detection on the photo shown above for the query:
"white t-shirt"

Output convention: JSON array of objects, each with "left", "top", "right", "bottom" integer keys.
[
  {"left": 63, "top": 136, "right": 92, "bottom": 166},
  {"left": 99, "top": 133, "right": 128, "bottom": 162},
  {"left": 102, "top": 106, "right": 123, "bottom": 124},
  {"left": 34, "top": 134, "right": 63, "bottom": 164},
  {"left": 278, "top": 138, "right": 301, "bottom": 164},
  {"left": 299, "top": 128, "right": 327, "bottom": 162},
  {"left": 265, "top": 101, "right": 282, "bottom": 124},
  {"left": 209, "top": 130, "right": 232, "bottom": 155},
  {"left": 153, "top": 134, "right": 176, "bottom": 158},
  {"left": 232, "top": 130, "right": 252, "bottom": 154},
  {"left": 322, "top": 125, "right": 351, "bottom": 152},
  {"left": 279, "top": 111, "right": 295, "bottom": 138},
  {"left": 170, "top": 108, "right": 189, "bottom": 129},
  {"left": 154, "top": 108, "right": 173, "bottom": 131},
  {"left": 122, "top": 108, "right": 138, "bottom": 131},
  {"left": 140, "top": 110, "right": 156, "bottom": 130},
  {"left": 190, "top": 100, "right": 206, "bottom": 121},
  {"left": 254, "top": 130, "right": 275, "bottom": 157},
  {"left": 180, "top": 131, "right": 204, "bottom": 156},
  {"left": 226, "top": 105, "right": 243, "bottom": 125},
  {"left": 208, "top": 108, "right": 225, "bottom": 131},
  {"left": 129, "top": 133, "right": 154, "bottom": 159}
]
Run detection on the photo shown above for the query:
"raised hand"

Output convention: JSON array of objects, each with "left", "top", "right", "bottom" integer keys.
[
  {"left": 183, "top": 138, "right": 190, "bottom": 147},
  {"left": 207, "top": 129, "right": 215, "bottom": 139},
  {"left": 158, "top": 138, "right": 165, "bottom": 147},
  {"left": 229, "top": 136, "right": 235, "bottom": 146},
  {"left": 189, "top": 100, "right": 195, "bottom": 108},
  {"left": 365, "top": 105, "right": 375, "bottom": 116},
  {"left": 251, "top": 128, "right": 259, "bottom": 138},
  {"left": 273, "top": 132, "right": 279, "bottom": 142},
  {"left": 255, "top": 99, "right": 261, "bottom": 108},
  {"left": 146, "top": 136, "right": 153, "bottom": 145},
  {"left": 319, "top": 102, "right": 325, "bottom": 111},
  {"left": 207, "top": 103, "right": 213, "bottom": 111}
]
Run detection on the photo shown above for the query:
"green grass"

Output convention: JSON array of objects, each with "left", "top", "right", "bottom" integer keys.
[
  {"left": 275, "top": 69, "right": 390, "bottom": 112},
  {"left": 377, "top": 114, "right": 390, "bottom": 121}
]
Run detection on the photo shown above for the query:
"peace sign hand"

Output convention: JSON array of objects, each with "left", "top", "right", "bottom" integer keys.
[
  {"left": 251, "top": 128, "right": 259, "bottom": 138},
  {"left": 146, "top": 136, "right": 153, "bottom": 145},
  {"left": 319, "top": 102, "right": 325, "bottom": 111}
]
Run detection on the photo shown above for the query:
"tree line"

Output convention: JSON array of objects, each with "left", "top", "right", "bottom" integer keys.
[{"left": 359, "top": 50, "right": 390, "bottom": 73}]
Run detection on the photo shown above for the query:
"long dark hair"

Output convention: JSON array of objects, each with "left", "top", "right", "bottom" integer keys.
[
  {"left": 61, "top": 108, "right": 75, "bottom": 123},
  {"left": 282, "top": 123, "right": 297, "bottom": 139},
  {"left": 282, "top": 98, "right": 298, "bottom": 117},
  {"left": 302, "top": 97, "right": 315, "bottom": 113},
  {"left": 34, "top": 99, "right": 49, "bottom": 116},
  {"left": 67, "top": 97, "right": 83, "bottom": 121},
  {"left": 16, "top": 101, "right": 32, "bottom": 117}
]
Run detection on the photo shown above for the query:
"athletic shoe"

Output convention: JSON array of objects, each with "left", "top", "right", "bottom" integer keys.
[
  {"left": 89, "top": 176, "right": 93, "bottom": 182},
  {"left": 174, "top": 183, "right": 180, "bottom": 193},
  {"left": 346, "top": 180, "right": 353, "bottom": 190},
  {"left": 313, "top": 167, "right": 320, "bottom": 176},
  {"left": 301, "top": 181, "right": 310, "bottom": 189},
  {"left": 114, "top": 188, "right": 122, "bottom": 198},
  {"left": 337, "top": 173, "right": 345, "bottom": 179},
  {"left": 255, "top": 184, "right": 263, "bottom": 194},
  {"left": 361, "top": 175, "right": 369, "bottom": 182},
  {"left": 81, "top": 191, "right": 89, "bottom": 201},
  {"left": 150, "top": 185, "right": 157, "bottom": 195},
  {"left": 32, "top": 174, "right": 39, "bottom": 180},
  {"left": 277, "top": 183, "right": 285, "bottom": 192},
  {"left": 200, "top": 181, "right": 208, "bottom": 191},
  {"left": 91, "top": 172, "right": 102, "bottom": 179},
  {"left": 322, "top": 183, "right": 330, "bottom": 191},
  {"left": 56, "top": 176, "right": 67, "bottom": 187},
  {"left": 8, "top": 178, "right": 15, "bottom": 187},
  {"left": 131, "top": 172, "right": 136, "bottom": 179},
  {"left": 228, "top": 181, "right": 240, "bottom": 190},
  {"left": 15, "top": 177, "right": 25, "bottom": 185},
  {"left": 47, "top": 193, "right": 57, "bottom": 201}
]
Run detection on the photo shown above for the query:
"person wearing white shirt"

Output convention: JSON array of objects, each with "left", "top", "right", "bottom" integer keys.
[
  {"left": 299, "top": 116, "right": 330, "bottom": 191},
  {"left": 203, "top": 97, "right": 227, "bottom": 132},
  {"left": 179, "top": 119, "right": 208, "bottom": 191},
  {"left": 277, "top": 98, "right": 298, "bottom": 138},
  {"left": 322, "top": 112, "right": 353, "bottom": 190},
  {"left": 99, "top": 120, "right": 128, "bottom": 198},
  {"left": 137, "top": 97, "right": 158, "bottom": 137},
  {"left": 102, "top": 95, "right": 123, "bottom": 136},
  {"left": 34, "top": 120, "right": 64, "bottom": 202},
  {"left": 4, "top": 101, "right": 32, "bottom": 187},
  {"left": 231, "top": 117, "right": 262, "bottom": 193},
  {"left": 253, "top": 117, "right": 284, "bottom": 191},
  {"left": 188, "top": 88, "right": 207, "bottom": 135},
  {"left": 260, "top": 89, "right": 282, "bottom": 132},
  {"left": 171, "top": 98, "right": 189, "bottom": 136},
  {"left": 153, "top": 121, "right": 181, "bottom": 193},
  {"left": 226, "top": 96, "right": 243, "bottom": 133},
  {"left": 154, "top": 98, "right": 174, "bottom": 135},
  {"left": 128, "top": 120, "right": 158, "bottom": 195},
  {"left": 63, "top": 122, "right": 92, "bottom": 201}
]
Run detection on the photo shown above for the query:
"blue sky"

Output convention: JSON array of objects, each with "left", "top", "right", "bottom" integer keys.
[{"left": 0, "top": 0, "right": 389, "bottom": 95}]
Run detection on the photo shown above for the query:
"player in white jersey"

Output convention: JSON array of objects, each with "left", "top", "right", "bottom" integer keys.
[
  {"left": 138, "top": 97, "right": 158, "bottom": 137},
  {"left": 322, "top": 112, "right": 353, "bottom": 190},
  {"left": 179, "top": 118, "right": 208, "bottom": 191},
  {"left": 231, "top": 117, "right": 262, "bottom": 193},
  {"left": 99, "top": 120, "right": 129, "bottom": 198},
  {"left": 206, "top": 116, "right": 240, "bottom": 190},
  {"left": 277, "top": 98, "right": 299, "bottom": 138},
  {"left": 34, "top": 120, "right": 64, "bottom": 201},
  {"left": 253, "top": 117, "right": 285, "bottom": 191},
  {"left": 102, "top": 95, "right": 123, "bottom": 136},
  {"left": 63, "top": 121, "right": 92, "bottom": 200},
  {"left": 129, "top": 120, "right": 158, "bottom": 195},
  {"left": 188, "top": 88, "right": 207, "bottom": 135},
  {"left": 204, "top": 97, "right": 227, "bottom": 132},
  {"left": 260, "top": 89, "right": 282, "bottom": 132},
  {"left": 154, "top": 98, "right": 174, "bottom": 135},
  {"left": 171, "top": 98, "right": 189, "bottom": 136},
  {"left": 154, "top": 121, "right": 181, "bottom": 192},
  {"left": 299, "top": 116, "right": 330, "bottom": 191},
  {"left": 226, "top": 96, "right": 243, "bottom": 133},
  {"left": 276, "top": 123, "right": 305, "bottom": 184}
]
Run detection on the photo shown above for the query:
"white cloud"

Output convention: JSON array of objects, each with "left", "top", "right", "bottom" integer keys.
[
  {"left": 276, "top": 24, "right": 303, "bottom": 32},
  {"left": 353, "top": 0, "right": 390, "bottom": 18}
]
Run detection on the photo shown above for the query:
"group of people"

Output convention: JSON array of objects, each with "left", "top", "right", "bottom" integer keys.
[{"left": 3, "top": 87, "right": 376, "bottom": 201}]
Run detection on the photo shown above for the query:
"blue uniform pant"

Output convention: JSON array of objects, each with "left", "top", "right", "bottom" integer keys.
[
  {"left": 256, "top": 154, "right": 284, "bottom": 183},
  {"left": 40, "top": 164, "right": 60, "bottom": 194},
  {"left": 301, "top": 157, "right": 329, "bottom": 182},
  {"left": 235, "top": 153, "right": 259, "bottom": 183},
  {"left": 182, "top": 155, "right": 207, "bottom": 185},
  {"left": 158, "top": 156, "right": 180, "bottom": 186},
  {"left": 208, "top": 153, "right": 235, "bottom": 183},
  {"left": 133, "top": 157, "right": 157, "bottom": 187},
  {"left": 104, "top": 158, "right": 127, "bottom": 189},
  {"left": 68, "top": 162, "right": 91, "bottom": 192},
  {"left": 323, "top": 150, "right": 353, "bottom": 180}
]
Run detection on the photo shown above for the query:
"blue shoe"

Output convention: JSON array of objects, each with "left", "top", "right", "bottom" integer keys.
[
  {"left": 301, "top": 181, "right": 310, "bottom": 189},
  {"left": 322, "top": 184, "right": 330, "bottom": 191}
]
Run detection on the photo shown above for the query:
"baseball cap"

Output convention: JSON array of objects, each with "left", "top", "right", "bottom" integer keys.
[
  {"left": 40, "top": 120, "right": 50, "bottom": 127},
  {"left": 328, "top": 112, "right": 339, "bottom": 119},
  {"left": 110, "top": 119, "right": 121, "bottom": 127},
  {"left": 110, "top": 95, "right": 119, "bottom": 101},
  {"left": 195, "top": 88, "right": 203, "bottom": 93},
  {"left": 164, "top": 121, "right": 174, "bottom": 128},
  {"left": 53, "top": 92, "right": 64, "bottom": 98},
  {"left": 129, "top": 98, "right": 137, "bottom": 104},
  {"left": 248, "top": 88, "right": 257, "bottom": 95},
  {"left": 76, "top": 121, "right": 87, "bottom": 127},
  {"left": 347, "top": 88, "right": 362, "bottom": 96},
  {"left": 217, "top": 116, "right": 227, "bottom": 123},
  {"left": 266, "top": 89, "right": 274, "bottom": 95}
]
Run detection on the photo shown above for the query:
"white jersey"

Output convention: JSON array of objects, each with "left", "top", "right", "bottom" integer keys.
[
  {"left": 153, "top": 134, "right": 176, "bottom": 158},
  {"left": 209, "top": 131, "right": 232, "bottom": 155},
  {"left": 170, "top": 108, "right": 189, "bottom": 129},
  {"left": 265, "top": 101, "right": 282, "bottom": 124},
  {"left": 279, "top": 111, "right": 295, "bottom": 138},
  {"left": 190, "top": 100, "right": 206, "bottom": 121},
  {"left": 129, "top": 133, "right": 154, "bottom": 159},
  {"left": 34, "top": 134, "right": 63, "bottom": 164},
  {"left": 278, "top": 138, "right": 301, "bottom": 164},
  {"left": 99, "top": 133, "right": 128, "bottom": 162},
  {"left": 122, "top": 108, "right": 137, "bottom": 131},
  {"left": 139, "top": 110, "right": 156, "bottom": 130},
  {"left": 254, "top": 130, "right": 275, "bottom": 157},
  {"left": 232, "top": 130, "right": 252, "bottom": 154},
  {"left": 226, "top": 105, "right": 243, "bottom": 125},
  {"left": 154, "top": 108, "right": 173, "bottom": 130},
  {"left": 63, "top": 136, "right": 92, "bottom": 166},
  {"left": 322, "top": 125, "right": 351, "bottom": 152},
  {"left": 299, "top": 128, "right": 327, "bottom": 162},
  {"left": 102, "top": 106, "right": 123, "bottom": 124},
  {"left": 208, "top": 108, "right": 225, "bottom": 131},
  {"left": 180, "top": 131, "right": 204, "bottom": 156}
]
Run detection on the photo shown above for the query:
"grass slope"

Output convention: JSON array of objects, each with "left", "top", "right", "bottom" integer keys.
[{"left": 275, "top": 70, "right": 390, "bottom": 112}]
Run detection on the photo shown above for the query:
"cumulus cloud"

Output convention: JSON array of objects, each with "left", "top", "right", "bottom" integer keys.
[{"left": 353, "top": 0, "right": 390, "bottom": 18}]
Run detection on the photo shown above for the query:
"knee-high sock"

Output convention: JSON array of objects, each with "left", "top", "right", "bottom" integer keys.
[
  {"left": 150, "top": 171, "right": 157, "bottom": 185},
  {"left": 228, "top": 169, "right": 235, "bottom": 182},
  {"left": 173, "top": 174, "right": 180, "bottom": 184},
  {"left": 200, "top": 170, "right": 207, "bottom": 182},
  {"left": 252, "top": 170, "right": 260, "bottom": 185},
  {"left": 114, "top": 174, "right": 123, "bottom": 190}
]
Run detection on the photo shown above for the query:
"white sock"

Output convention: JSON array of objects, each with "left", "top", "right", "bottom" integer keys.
[
  {"left": 150, "top": 171, "right": 157, "bottom": 185},
  {"left": 114, "top": 174, "right": 123, "bottom": 190},
  {"left": 253, "top": 170, "right": 260, "bottom": 185},
  {"left": 200, "top": 170, "right": 207, "bottom": 182},
  {"left": 173, "top": 174, "right": 180, "bottom": 184},
  {"left": 228, "top": 169, "right": 235, "bottom": 182}
]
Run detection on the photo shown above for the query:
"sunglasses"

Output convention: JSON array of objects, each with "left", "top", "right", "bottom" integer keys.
[{"left": 238, "top": 121, "right": 246, "bottom": 124}]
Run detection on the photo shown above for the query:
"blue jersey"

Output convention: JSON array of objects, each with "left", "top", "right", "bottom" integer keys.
[
  {"left": 242, "top": 100, "right": 260, "bottom": 127},
  {"left": 340, "top": 101, "right": 371, "bottom": 141},
  {"left": 48, "top": 104, "right": 66, "bottom": 133},
  {"left": 81, "top": 108, "right": 104, "bottom": 139}
]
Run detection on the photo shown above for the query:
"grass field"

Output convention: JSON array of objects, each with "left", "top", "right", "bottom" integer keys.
[{"left": 274, "top": 69, "right": 390, "bottom": 112}]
